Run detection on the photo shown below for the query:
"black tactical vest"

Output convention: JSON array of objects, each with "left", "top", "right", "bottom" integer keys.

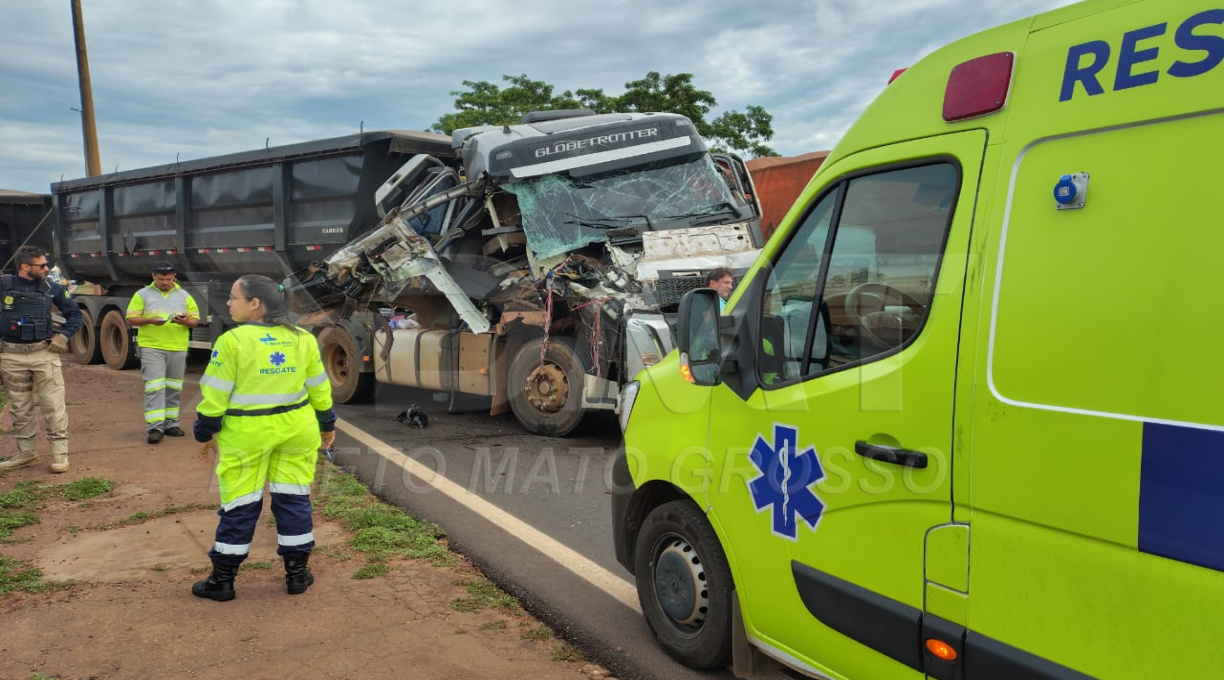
[{"left": 0, "top": 275, "right": 54, "bottom": 343}]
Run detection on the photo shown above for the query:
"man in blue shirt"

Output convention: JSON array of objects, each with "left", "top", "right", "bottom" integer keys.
[{"left": 706, "top": 267, "right": 734, "bottom": 313}]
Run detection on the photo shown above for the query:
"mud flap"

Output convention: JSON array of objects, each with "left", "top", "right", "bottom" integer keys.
[{"left": 731, "top": 593, "right": 782, "bottom": 680}]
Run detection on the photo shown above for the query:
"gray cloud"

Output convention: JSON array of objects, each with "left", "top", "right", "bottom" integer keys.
[{"left": 0, "top": 0, "right": 1074, "bottom": 192}]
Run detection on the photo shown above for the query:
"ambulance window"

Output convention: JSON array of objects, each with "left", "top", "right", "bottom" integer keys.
[
  {"left": 759, "top": 163, "right": 957, "bottom": 386},
  {"left": 759, "top": 189, "right": 838, "bottom": 384}
]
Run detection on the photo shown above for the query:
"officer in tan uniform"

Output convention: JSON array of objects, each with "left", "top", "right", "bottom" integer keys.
[{"left": 0, "top": 246, "right": 83, "bottom": 473}]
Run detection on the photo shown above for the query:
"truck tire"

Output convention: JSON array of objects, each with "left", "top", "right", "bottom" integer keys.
[
  {"left": 635, "top": 499, "right": 734, "bottom": 670},
  {"left": 69, "top": 308, "right": 103, "bottom": 365},
  {"left": 319, "top": 326, "right": 373, "bottom": 403},
  {"left": 508, "top": 337, "right": 587, "bottom": 437},
  {"left": 99, "top": 309, "right": 138, "bottom": 370}
]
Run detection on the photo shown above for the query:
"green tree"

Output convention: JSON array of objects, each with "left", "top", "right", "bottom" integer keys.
[{"left": 432, "top": 72, "right": 776, "bottom": 157}]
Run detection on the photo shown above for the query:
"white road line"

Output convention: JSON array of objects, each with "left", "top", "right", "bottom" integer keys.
[{"left": 335, "top": 418, "right": 641, "bottom": 611}]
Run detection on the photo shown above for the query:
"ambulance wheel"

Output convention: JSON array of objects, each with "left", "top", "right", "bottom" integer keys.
[
  {"left": 635, "top": 499, "right": 733, "bottom": 670},
  {"left": 69, "top": 308, "right": 103, "bottom": 364},
  {"left": 319, "top": 326, "right": 373, "bottom": 404},
  {"left": 508, "top": 337, "right": 586, "bottom": 437},
  {"left": 99, "top": 309, "right": 138, "bottom": 370}
]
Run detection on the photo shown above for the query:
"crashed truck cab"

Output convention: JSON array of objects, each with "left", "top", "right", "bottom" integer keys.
[{"left": 305, "top": 109, "right": 763, "bottom": 436}]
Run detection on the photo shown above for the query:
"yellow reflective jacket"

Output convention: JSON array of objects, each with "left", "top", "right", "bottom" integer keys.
[
  {"left": 198, "top": 324, "right": 332, "bottom": 418},
  {"left": 126, "top": 282, "right": 199, "bottom": 351}
]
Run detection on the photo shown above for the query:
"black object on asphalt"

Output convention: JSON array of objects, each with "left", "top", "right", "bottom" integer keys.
[{"left": 396, "top": 405, "right": 428, "bottom": 429}]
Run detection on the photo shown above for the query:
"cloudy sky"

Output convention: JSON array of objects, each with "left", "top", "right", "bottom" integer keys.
[{"left": 0, "top": 0, "right": 1076, "bottom": 193}]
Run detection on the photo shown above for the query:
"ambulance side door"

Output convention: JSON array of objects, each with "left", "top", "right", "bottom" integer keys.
[{"left": 706, "top": 131, "right": 984, "bottom": 679}]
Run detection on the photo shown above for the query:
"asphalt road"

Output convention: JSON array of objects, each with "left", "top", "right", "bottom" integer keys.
[{"left": 330, "top": 382, "right": 736, "bottom": 680}]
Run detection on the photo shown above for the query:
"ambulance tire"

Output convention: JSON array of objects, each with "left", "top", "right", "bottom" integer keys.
[
  {"left": 635, "top": 499, "right": 733, "bottom": 670},
  {"left": 508, "top": 337, "right": 586, "bottom": 437}
]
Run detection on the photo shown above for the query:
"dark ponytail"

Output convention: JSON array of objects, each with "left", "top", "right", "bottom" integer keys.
[{"left": 236, "top": 274, "right": 300, "bottom": 333}]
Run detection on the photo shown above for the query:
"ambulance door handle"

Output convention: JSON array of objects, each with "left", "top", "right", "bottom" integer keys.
[{"left": 854, "top": 441, "right": 928, "bottom": 469}]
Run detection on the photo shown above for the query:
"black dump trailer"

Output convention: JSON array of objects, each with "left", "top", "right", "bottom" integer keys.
[
  {"left": 50, "top": 130, "right": 456, "bottom": 368},
  {"left": 0, "top": 190, "right": 54, "bottom": 273}
]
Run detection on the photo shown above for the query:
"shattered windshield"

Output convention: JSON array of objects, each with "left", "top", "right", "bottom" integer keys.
[{"left": 506, "top": 153, "right": 740, "bottom": 259}]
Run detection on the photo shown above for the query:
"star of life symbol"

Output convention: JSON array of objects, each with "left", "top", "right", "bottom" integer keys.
[
  {"left": 747, "top": 423, "right": 825, "bottom": 541},
  {"left": 258, "top": 333, "right": 277, "bottom": 344},
  {"left": 270, "top": 351, "right": 287, "bottom": 367}
]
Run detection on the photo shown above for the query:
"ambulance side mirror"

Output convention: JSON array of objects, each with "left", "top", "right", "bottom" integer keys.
[{"left": 677, "top": 288, "right": 723, "bottom": 386}]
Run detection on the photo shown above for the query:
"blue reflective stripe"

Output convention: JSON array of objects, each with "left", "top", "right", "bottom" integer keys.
[
  {"left": 1139, "top": 423, "right": 1224, "bottom": 572},
  {"left": 229, "top": 389, "right": 308, "bottom": 406},
  {"left": 199, "top": 374, "right": 235, "bottom": 392}
]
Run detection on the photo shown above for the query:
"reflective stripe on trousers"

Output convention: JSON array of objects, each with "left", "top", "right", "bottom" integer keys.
[
  {"left": 207, "top": 406, "right": 320, "bottom": 566},
  {"left": 140, "top": 347, "right": 186, "bottom": 431}
]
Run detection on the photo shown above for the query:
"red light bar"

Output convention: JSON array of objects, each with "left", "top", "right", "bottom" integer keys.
[{"left": 943, "top": 52, "right": 1014, "bottom": 122}]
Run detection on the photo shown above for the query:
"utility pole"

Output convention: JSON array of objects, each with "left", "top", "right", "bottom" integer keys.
[{"left": 70, "top": 0, "right": 101, "bottom": 176}]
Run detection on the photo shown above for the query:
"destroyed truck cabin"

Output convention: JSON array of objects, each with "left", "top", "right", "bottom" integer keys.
[{"left": 297, "top": 110, "right": 764, "bottom": 436}]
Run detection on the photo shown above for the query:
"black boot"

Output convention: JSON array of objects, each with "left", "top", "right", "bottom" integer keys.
[
  {"left": 191, "top": 562, "right": 238, "bottom": 601},
  {"left": 284, "top": 554, "right": 314, "bottom": 595}
]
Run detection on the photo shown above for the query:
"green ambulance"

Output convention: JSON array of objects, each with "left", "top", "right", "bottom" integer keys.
[{"left": 610, "top": 1, "right": 1224, "bottom": 678}]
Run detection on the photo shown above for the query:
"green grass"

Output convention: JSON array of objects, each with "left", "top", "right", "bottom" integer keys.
[
  {"left": 449, "top": 577, "right": 520, "bottom": 614},
  {"left": 0, "top": 481, "right": 42, "bottom": 509},
  {"left": 0, "top": 477, "right": 115, "bottom": 508},
  {"left": 520, "top": 624, "right": 552, "bottom": 641},
  {"left": 480, "top": 620, "right": 508, "bottom": 631},
  {"left": 313, "top": 464, "right": 454, "bottom": 579},
  {"left": 351, "top": 563, "right": 390, "bottom": 580},
  {"left": 0, "top": 555, "right": 65, "bottom": 596},
  {"left": 240, "top": 561, "right": 271, "bottom": 571},
  {"left": 0, "top": 511, "right": 39, "bottom": 539},
  {"left": 1, "top": 477, "right": 120, "bottom": 541},
  {"left": 551, "top": 643, "right": 583, "bottom": 662},
  {"left": 58, "top": 477, "right": 115, "bottom": 501},
  {"left": 91, "top": 503, "right": 217, "bottom": 531}
]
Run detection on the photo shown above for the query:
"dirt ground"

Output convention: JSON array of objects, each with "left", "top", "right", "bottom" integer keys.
[{"left": 0, "top": 361, "right": 615, "bottom": 680}]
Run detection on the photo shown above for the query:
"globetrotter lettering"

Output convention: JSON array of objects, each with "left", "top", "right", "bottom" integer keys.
[{"left": 534, "top": 127, "right": 660, "bottom": 159}]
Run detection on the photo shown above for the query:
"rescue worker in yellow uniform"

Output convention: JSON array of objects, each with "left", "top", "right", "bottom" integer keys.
[
  {"left": 0, "top": 246, "right": 82, "bottom": 473},
  {"left": 126, "top": 261, "right": 199, "bottom": 443},
  {"left": 191, "top": 274, "right": 336, "bottom": 601}
]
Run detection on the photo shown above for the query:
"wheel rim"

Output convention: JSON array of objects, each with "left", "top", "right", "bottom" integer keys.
[
  {"left": 324, "top": 343, "right": 350, "bottom": 386},
  {"left": 523, "top": 361, "right": 569, "bottom": 413},
  {"left": 652, "top": 535, "right": 708, "bottom": 630}
]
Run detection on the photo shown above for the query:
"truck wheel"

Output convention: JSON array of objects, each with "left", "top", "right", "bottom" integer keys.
[
  {"left": 69, "top": 308, "right": 103, "bottom": 365},
  {"left": 635, "top": 500, "right": 733, "bottom": 670},
  {"left": 508, "top": 337, "right": 586, "bottom": 437},
  {"left": 319, "top": 326, "right": 373, "bottom": 403},
  {"left": 99, "top": 309, "right": 138, "bottom": 370}
]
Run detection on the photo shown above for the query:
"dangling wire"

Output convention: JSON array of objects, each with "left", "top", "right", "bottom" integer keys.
[{"left": 540, "top": 271, "right": 554, "bottom": 367}]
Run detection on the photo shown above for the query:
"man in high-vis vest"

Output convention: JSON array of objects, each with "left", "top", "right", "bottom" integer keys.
[{"left": 126, "top": 262, "right": 199, "bottom": 444}]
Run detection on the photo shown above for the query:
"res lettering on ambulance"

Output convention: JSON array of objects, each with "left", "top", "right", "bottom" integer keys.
[{"left": 1059, "top": 8, "right": 1224, "bottom": 101}]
